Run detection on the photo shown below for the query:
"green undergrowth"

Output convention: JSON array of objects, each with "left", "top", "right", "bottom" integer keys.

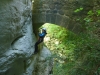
[{"left": 40, "top": 23, "right": 100, "bottom": 75}]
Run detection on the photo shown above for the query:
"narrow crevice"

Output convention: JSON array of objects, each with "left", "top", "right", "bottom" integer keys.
[
  {"left": 11, "top": 35, "right": 24, "bottom": 46},
  {"left": 23, "top": 60, "right": 26, "bottom": 72}
]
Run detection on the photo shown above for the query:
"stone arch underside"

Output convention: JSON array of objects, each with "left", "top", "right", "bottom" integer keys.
[
  {"left": 32, "top": 0, "right": 94, "bottom": 34},
  {"left": 32, "top": 13, "right": 82, "bottom": 33}
]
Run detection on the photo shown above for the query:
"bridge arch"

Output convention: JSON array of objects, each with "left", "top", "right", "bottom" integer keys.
[{"left": 32, "top": 0, "right": 93, "bottom": 34}]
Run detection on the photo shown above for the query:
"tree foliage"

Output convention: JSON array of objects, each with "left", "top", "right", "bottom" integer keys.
[
  {"left": 39, "top": 3, "right": 100, "bottom": 75},
  {"left": 41, "top": 17, "right": 100, "bottom": 75}
]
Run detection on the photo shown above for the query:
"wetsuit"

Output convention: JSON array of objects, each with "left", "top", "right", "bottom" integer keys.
[{"left": 34, "top": 32, "right": 47, "bottom": 53}]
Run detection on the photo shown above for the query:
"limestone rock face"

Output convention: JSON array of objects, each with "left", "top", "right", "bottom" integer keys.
[
  {"left": 0, "top": 0, "right": 33, "bottom": 75},
  {"left": 0, "top": 0, "right": 52, "bottom": 75},
  {"left": 33, "top": 47, "right": 53, "bottom": 75}
]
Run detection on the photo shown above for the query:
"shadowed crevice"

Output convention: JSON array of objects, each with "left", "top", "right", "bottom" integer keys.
[{"left": 11, "top": 35, "right": 24, "bottom": 46}]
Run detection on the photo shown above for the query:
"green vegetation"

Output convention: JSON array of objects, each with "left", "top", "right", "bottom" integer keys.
[
  {"left": 74, "top": 7, "right": 83, "bottom": 13},
  {"left": 41, "top": 23, "right": 100, "bottom": 75},
  {"left": 39, "top": 3, "right": 100, "bottom": 75},
  {"left": 41, "top": 23, "right": 75, "bottom": 75},
  {"left": 41, "top": 7, "right": 100, "bottom": 74}
]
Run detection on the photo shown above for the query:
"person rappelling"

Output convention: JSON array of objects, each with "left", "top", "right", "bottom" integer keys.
[{"left": 34, "top": 28, "right": 47, "bottom": 53}]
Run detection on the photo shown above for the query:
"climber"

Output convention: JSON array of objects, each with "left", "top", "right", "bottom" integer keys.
[{"left": 34, "top": 28, "right": 47, "bottom": 53}]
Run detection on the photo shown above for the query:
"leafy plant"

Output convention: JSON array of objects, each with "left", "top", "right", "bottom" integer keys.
[
  {"left": 74, "top": 7, "right": 83, "bottom": 13},
  {"left": 96, "top": 10, "right": 100, "bottom": 16}
]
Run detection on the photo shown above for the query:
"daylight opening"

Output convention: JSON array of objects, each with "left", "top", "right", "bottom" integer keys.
[{"left": 39, "top": 23, "right": 77, "bottom": 75}]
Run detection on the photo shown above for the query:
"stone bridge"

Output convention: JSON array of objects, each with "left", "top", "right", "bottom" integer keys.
[{"left": 32, "top": 0, "right": 94, "bottom": 33}]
